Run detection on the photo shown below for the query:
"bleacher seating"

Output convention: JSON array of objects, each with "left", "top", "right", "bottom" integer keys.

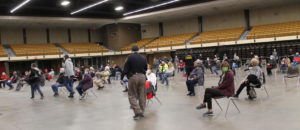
[
  {"left": 0, "top": 46, "right": 7, "bottom": 57},
  {"left": 247, "top": 21, "right": 300, "bottom": 39},
  {"left": 60, "top": 43, "right": 108, "bottom": 54},
  {"left": 120, "top": 38, "right": 155, "bottom": 51},
  {"left": 190, "top": 27, "right": 245, "bottom": 44},
  {"left": 10, "top": 44, "right": 62, "bottom": 56},
  {"left": 145, "top": 33, "right": 196, "bottom": 48}
]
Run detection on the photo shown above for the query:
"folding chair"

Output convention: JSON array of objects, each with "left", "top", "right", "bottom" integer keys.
[
  {"left": 146, "top": 81, "right": 162, "bottom": 106},
  {"left": 81, "top": 88, "right": 97, "bottom": 99},
  {"left": 283, "top": 66, "right": 300, "bottom": 88},
  {"left": 213, "top": 96, "right": 240, "bottom": 117}
]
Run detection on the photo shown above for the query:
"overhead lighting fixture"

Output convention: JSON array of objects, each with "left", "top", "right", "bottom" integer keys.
[
  {"left": 61, "top": 0, "right": 70, "bottom": 6},
  {"left": 10, "top": 0, "right": 31, "bottom": 13},
  {"left": 115, "top": 6, "right": 124, "bottom": 11},
  {"left": 70, "top": 0, "right": 109, "bottom": 15},
  {"left": 123, "top": 0, "right": 180, "bottom": 16}
]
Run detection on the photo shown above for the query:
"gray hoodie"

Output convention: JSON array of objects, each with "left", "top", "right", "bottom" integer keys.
[{"left": 63, "top": 58, "right": 74, "bottom": 77}]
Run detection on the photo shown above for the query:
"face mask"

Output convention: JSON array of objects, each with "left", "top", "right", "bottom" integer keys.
[
  {"left": 222, "top": 67, "right": 229, "bottom": 72},
  {"left": 84, "top": 72, "right": 89, "bottom": 75}
]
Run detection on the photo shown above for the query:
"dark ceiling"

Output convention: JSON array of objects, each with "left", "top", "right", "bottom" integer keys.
[{"left": 0, "top": 0, "right": 214, "bottom": 19}]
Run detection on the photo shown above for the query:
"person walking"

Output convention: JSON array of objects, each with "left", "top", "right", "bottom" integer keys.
[
  {"left": 63, "top": 55, "right": 75, "bottom": 98},
  {"left": 121, "top": 45, "right": 147, "bottom": 120},
  {"left": 28, "top": 63, "right": 44, "bottom": 99}
]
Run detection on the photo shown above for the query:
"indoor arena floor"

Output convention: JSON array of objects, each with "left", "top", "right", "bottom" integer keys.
[{"left": 0, "top": 68, "right": 300, "bottom": 130}]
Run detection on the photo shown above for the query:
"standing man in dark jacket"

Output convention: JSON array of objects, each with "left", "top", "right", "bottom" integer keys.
[
  {"left": 121, "top": 45, "right": 147, "bottom": 120},
  {"left": 184, "top": 50, "right": 195, "bottom": 79},
  {"left": 28, "top": 63, "right": 44, "bottom": 99}
]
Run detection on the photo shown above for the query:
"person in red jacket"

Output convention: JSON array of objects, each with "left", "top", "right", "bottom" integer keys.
[
  {"left": 196, "top": 61, "right": 235, "bottom": 116},
  {"left": 0, "top": 72, "right": 9, "bottom": 88}
]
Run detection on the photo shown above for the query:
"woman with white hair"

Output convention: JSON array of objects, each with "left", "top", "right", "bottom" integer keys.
[
  {"left": 186, "top": 59, "right": 204, "bottom": 96},
  {"left": 234, "top": 58, "right": 263, "bottom": 100}
]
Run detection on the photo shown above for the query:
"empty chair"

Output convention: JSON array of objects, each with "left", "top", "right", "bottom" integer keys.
[{"left": 283, "top": 66, "right": 300, "bottom": 88}]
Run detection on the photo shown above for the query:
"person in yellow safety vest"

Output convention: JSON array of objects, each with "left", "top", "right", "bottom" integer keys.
[{"left": 158, "top": 61, "right": 168, "bottom": 80}]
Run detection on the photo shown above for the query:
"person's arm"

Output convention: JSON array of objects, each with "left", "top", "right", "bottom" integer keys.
[{"left": 121, "top": 59, "right": 129, "bottom": 80}]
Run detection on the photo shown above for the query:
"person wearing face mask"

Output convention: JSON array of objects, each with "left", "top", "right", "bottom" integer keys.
[
  {"left": 196, "top": 61, "right": 234, "bottom": 116},
  {"left": 62, "top": 55, "right": 75, "bottom": 98},
  {"left": 186, "top": 60, "right": 204, "bottom": 96},
  {"left": 51, "top": 68, "right": 65, "bottom": 97},
  {"left": 76, "top": 68, "right": 93, "bottom": 99},
  {"left": 234, "top": 58, "right": 262, "bottom": 100}
]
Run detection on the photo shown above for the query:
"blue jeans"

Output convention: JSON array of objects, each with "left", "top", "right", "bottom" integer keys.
[
  {"left": 64, "top": 76, "right": 74, "bottom": 93},
  {"left": 51, "top": 83, "right": 65, "bottom": 94},
  {"left": 162, "top": 73, "right": 172, "bottom": 85},
  {"left": 31, "top": 83, "right": 44, "bottom": 98},
  {"left": 76, "top": 84, "right": 84, "bottom": 96},
  {"left": 213, "top": 67, "right": 219, "bottom": 75},
  {"left": 6, "top": 81, "right": 14, "bottom": 88}
]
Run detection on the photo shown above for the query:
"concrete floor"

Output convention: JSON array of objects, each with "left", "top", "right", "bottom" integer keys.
[{"left": 0, "top": 68, "right": 300, "bottom": 130}]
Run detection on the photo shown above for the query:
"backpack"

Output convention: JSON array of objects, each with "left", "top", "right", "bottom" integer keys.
[
  {"left": 248, "top": 87, "right": 257, "bottom": 99},
  {"left": 40, "top": 75, "right": 46, "bottom": 87}
]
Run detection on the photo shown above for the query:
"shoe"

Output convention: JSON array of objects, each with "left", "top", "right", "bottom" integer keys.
[
  {"left": 123, "top": 89, "right": 128, "bottom": 92},
  {"left": 80, "top": 92, "right": 86, "bottom": 100},
  {"left": 8, "top": 87, "right": 13, "bottom": 90},
  {"left": 196, "top": 104, "right": 206, "bottom": 110},
  {"left": 186, "top": 92, "right": 192, "bottom": 96},
  {"left": 68, "top": 92, "right": 74, "bottom": 98},
  {"left": 40, "top": 96, "right": 44, "bottom": 100},
  {"left": 133, "top": 114, "right": 144, "bottom": 120},
  {"left": 30, "top": 97, "right": 34, "bottom": 99},
  {"left": 247, "top": 96, "right": 254, "bottom": 100},
  {"left": 53, "top": 93, "right": 59, "bottom": 97},
  {"left": 232, "top": 94, "right": 239, "bottom": 99},
  {"left": 133, "top": 114, "right": 141, "bottom": 120},
  {"left": 203, "top": 111, "right": 213, "bottom": 116},
  {"left": 189, "top": 93, "right": 195, "bottom": 96}
]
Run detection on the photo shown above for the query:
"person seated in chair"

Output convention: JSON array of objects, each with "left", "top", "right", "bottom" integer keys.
[
  {"left": 0, "top": 72, "right": 9, "bottom": 88},
  {"left": 16, "top": 71, "right": 30, "bottom": 91},
  {"left": 161, "top": 61, "right": 174, "bottom": 86},
  {"left": 196, "top": 61, "right": 234, "bottom": 116},
  {"left": 186, "top": 59, "right": 204, "bottom": 96},
  {"left": 94, "top": 71, "right": 105, "bottom": 90},
  {"left": 51, "top": 68, "right": 65, "bottom": 97},
  {"left": 146, "top": 69, "right": 157, "bottom": 91},
  {"left": 234, "top": 58, "right": 263, "bottom": 100},
  {"left": 6, "top": 71, "right": 19, "bottom": 90},
  {"left": 76, "top": 68, "right": 93, "bottom": 99}
]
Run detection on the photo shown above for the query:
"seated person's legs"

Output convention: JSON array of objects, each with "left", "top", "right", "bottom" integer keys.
[
  {"left": 51, "top": 83, "right": 64, "bottom": 96},
  {"left": 186, "top": 79, "right": 198, "bottom": 96},
  {"left": 196, "top": 88, "right": 223, "bottom": 114},
  {"left": 234, "top": 81, "right": 248, "bottom": 98},
  {"left": 76, "top": 84, "right": 84, "bottom": 96},
  {"left": 6, "top": 81, "right": 14, "bottom": 90}
]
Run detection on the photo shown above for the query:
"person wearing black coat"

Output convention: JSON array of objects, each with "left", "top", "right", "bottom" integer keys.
[{"left": 28, "top": 63, "right": 44, "bottom": 99}]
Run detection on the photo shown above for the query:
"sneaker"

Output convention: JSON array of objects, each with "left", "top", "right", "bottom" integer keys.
[
  {"left": 53, "top": 93, "right": 59, "bottom": 97},
  {"left": 203, "top": 111, "right": 213, "bottom": 116},
  {"left": 189, "top": 93, "right": 195, "bottom": 96},
  {"left": 133, "top": 114, "right": 144, "bottom": 120},
  {"left": 133, "top": 114, "right": 141, "bottom": 120},
  {"left": 30, "top": 97, "right": 34, "bottom": 99},
  {"left": 8, "top": 87, "right": 13, "bottom": 90},
  {"left": 40, "top": 96, "right": 44, "bottom": 100},
  {"left": 232, "top": 94, "right": 239, "bottom": 99},
  {"left": 196, "top": 104, "right": 206, "bottom": 110},
  {"left": 123, "top": 88, "right": 128, "bottom": 92},
  {"left": 68, "top": 92, "right": 75, "bottom": 98},
  {"left": 186, "top": 92, "right": 192, "bottom": 96},
  {"left": 80, "top": 92, "right": 86, "bottom": 100}
]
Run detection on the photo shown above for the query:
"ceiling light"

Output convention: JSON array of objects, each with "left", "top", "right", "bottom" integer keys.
[
  {"left": 115, "top": 6, "right": 124, "bottom": 11},
  {"left": 10, "top": 0, "right": 31, "bottom": 13},
  {"left": 123, "top": 0, "right": 180, "bottom": 16},
  {"left": 61, "top": 0, "right": 70, "bottom": 6},
  {"left": 71, "top": 0, "right": 109, "bottom": 15}
]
